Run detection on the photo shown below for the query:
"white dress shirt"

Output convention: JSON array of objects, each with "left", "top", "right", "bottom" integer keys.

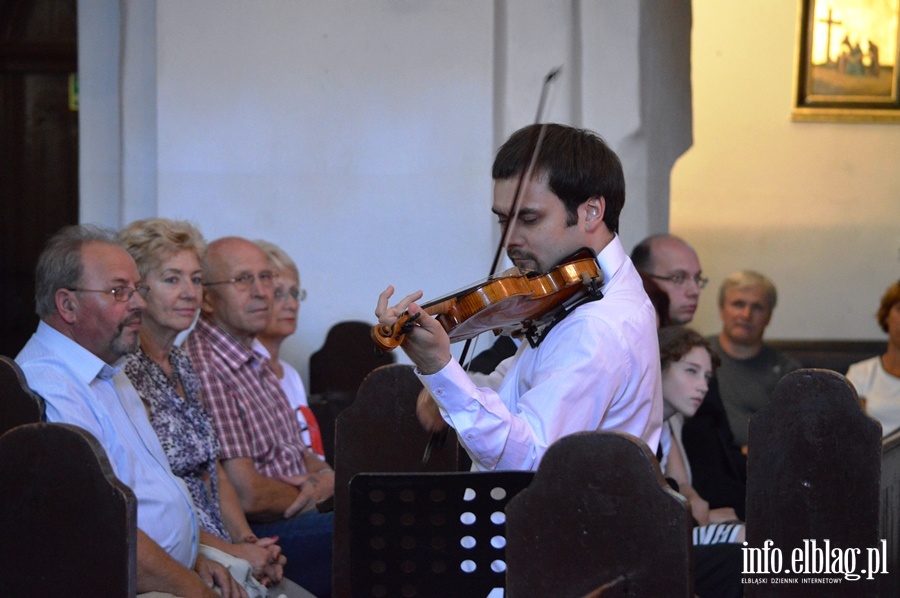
[
  {"left": 17, "top": 321, "right": 199, "bottom": 567},
  {"left": 418, "top": 235, "right": 663, "bottom": 471}
]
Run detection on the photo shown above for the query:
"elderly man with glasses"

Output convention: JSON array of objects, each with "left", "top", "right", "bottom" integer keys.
[
  {"left": 16, "top": 225, "right": 246, "bottom": 597},
  {"left": 185, "top": 236, "right": 333, "bottom": 598}
]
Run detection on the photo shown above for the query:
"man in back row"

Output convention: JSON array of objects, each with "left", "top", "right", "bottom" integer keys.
[
  {"left": 712, "top": 269, "right": 801, "bottom": 447},
  {"left": 630, "top": 233, "right": 705, "bottom": 325},
  {"left": 16, "top": 225, "right": 245, "bottom": 597}
]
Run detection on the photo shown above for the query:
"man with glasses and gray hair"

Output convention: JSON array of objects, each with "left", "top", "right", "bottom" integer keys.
[
  {"left": 185, "top": 236, "right": 333, "bottom": 598},
  {"left": 16, "top": 224, "right": 246, "bottom": 597}
]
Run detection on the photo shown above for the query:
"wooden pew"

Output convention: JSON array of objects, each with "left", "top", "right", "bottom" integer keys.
[
  {"left": 0, "top": 354, "right": 44, "bottom": 434},
  {"left": 745, "top": 368, "right": 882, "bottom": 596},
  {"left": 879, "top": 428, "right": 900, "bottom": 596},
  {"left": 0, "top": 355, "right": 137, "bottom": 596},
  {"left": 308, "top": 320, "right": 395, "bottom": 466},
  {"left": 768, "top": 339, "right": 884, "bottom": 375},
  {"left": 0, "top": 422, "right": 138, "bottom": 597},
  {"left": 332, "top": 364, "right": 460, "bottom": 598},
  {"left": 505, "top": 431, "right": 693, "bottom": 597}
]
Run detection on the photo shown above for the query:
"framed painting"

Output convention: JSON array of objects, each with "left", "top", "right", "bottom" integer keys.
[{"left": 793, "top": 0, "right": 900, "bottom": 122}]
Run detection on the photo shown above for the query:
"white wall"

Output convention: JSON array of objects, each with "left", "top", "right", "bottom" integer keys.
[
  {"left": 672, "top": 0, "right": 900, "bottom": 341},
  {"left": 78, "top": 1, "right": 687, "bottom": 384}
]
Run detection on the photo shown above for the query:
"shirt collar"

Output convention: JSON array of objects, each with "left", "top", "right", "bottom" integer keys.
[
  {"left": 595, "top": 234, "right": 627, "bottom": 290},
  {"left": 195, "top": 316, "right": 267, "bottom": 371},
  {"left": 34, "top": 321, "right": 123, "bottom": 383}
]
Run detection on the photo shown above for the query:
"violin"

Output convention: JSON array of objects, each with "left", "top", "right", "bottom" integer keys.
[{"left": 371, "top": 248, "right": 603, "bottom": 352}]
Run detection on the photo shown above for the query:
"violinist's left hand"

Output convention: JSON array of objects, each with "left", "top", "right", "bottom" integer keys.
[{"left": 376, "top": 286, "right": 452, "bottom": 375}]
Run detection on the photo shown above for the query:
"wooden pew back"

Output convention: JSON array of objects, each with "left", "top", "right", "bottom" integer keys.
[
  {"left": 880, "top": 429, "right": 900, "bottom": 595},
  {"left": 0, "top": 422, "right": 137, "bottom": 597},
  {"left": 0, "top": 355, "right": 44, "bottom": 434},
  {"left": 768, "top": 339, "right": 884, "bottom": 375},
  {"left": 333, "top": 364, "right": 460, "bottom": 598},
  {"left": 505, "top": 431, "right": 693, "bottom": 597},
  {"left": 745, "top": 368, "right": 881, "bottom": 596}
]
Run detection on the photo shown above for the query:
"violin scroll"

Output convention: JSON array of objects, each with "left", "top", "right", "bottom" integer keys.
[{"left": 371, "top": 312, "right": 420, "bottom": 352}]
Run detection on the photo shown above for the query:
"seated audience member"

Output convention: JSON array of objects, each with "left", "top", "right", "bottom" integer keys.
[
  {"left": 847, "top": 280, "right": 900, "bottom": 436},
  {"left": 634, "top": 234, "right": 747, "bottom": 519},
  {"left": 185, "top": 236, "right": 334, "bottom": 598},
  {"left": 712, "top": 270, "right": 801, "bottom": 447},
  {"left": 657, "top": 326, "right": 743, "bottom": 542},
  {"left": 16, "top": 225, "right": 245, "bottom": 598},
  {"left": 253, "top": 240, "right": 323, "bottom": 457},
  {"left": 631, "top": 234, "right": 705, "bottom": 325},
  {"left": 118, "top": 219, "right": 313, "bottom": 598},
  {"left": 659, "top": 326, "right": 744, "bottom": 598}
]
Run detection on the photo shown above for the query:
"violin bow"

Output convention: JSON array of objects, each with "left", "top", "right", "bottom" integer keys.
[
  {"left": 490, "top": 66, "right": 562, "bottom": 276},
  {"left": 423, "top": 66, "right": 562, "bottom": 465}
]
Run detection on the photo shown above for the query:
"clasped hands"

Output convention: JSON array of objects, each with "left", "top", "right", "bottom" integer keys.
[{"left": 232, "top": 534, "right": 287, "bottom": 587}]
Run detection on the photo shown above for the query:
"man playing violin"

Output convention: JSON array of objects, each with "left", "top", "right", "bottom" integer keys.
[{"left": 376, "top": 123, "right": 663, "bottom": 471}]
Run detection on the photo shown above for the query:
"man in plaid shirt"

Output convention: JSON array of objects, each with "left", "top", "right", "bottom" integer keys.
[{"left": 186, "top": 236, "right": 333, "bottom": 598}]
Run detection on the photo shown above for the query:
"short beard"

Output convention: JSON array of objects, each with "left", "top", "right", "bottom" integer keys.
[
  {"left": 506, "top": 249, "right": 542, "bottom": 274},
  {"left": 110, "top": 312, "right": 142, "bottom": 358}
]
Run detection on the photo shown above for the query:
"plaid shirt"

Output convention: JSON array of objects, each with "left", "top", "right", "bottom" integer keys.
[{"left": 185, "top": 316, "right": 308, "bottom": 478}]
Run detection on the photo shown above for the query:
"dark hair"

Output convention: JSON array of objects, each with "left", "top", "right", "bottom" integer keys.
[
  {"left": 658, "top": 325, "right": 720, "bottom": 371},
  {"left": 35, "top": 224, "right": 118, "bottom": 318},
  {"left": 492, "top": 124, "right": 625, "bottom": 233},
  {"left": 877, "top": 280, "right": 900, "bottom": 333},
  {"left": 640, "top": 271, "right": 670, "bottom": 328},
  {"left": 630, "top": 236, "right": 658, "bottom": 272}
]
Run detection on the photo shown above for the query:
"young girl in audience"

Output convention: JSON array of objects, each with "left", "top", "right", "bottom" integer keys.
[
  {"left": 658, "top": 325, "right": 745, "bottom": 545},
  {"left": 119, "top": 219, "right": 310, "bottom": 598}
]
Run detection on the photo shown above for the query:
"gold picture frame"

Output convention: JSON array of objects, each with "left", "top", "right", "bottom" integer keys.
[{"left": 793, "top": 0, "right": 900, "bottom": 123}]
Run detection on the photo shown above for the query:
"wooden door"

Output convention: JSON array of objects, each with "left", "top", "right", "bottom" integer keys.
[{"left": 0, "top": 0, "right": 78, "bottom": 357}]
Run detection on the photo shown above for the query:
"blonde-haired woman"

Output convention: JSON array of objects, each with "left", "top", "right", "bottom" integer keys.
[{"left": 119, "top": 219, "right": 308, "bottom": 598}]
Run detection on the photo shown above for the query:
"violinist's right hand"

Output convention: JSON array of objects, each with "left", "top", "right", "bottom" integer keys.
[
  {"left": 416, "top": 387, "right": 448, "bottom": 433},
  {"left": 376, "top": 286, "right": 452, "bottom": 375}
]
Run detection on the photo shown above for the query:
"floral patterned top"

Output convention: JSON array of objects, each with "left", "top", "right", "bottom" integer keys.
[{"left": 125, "top": 346, "right": 230, "bottom": 540}]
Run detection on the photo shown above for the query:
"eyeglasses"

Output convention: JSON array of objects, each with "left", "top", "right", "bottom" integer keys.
[
  {"left": 67, "top": 284, "right": 150, "bottom": 302},
  {"left": 649, "top": 273, "right": 709, "bottom": 289},
  {"left": 202, "top": 272, "right": 275, "bottom": 291},
  {"left": 273, "top": 287, "right": 307, "bottom": 302}
]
